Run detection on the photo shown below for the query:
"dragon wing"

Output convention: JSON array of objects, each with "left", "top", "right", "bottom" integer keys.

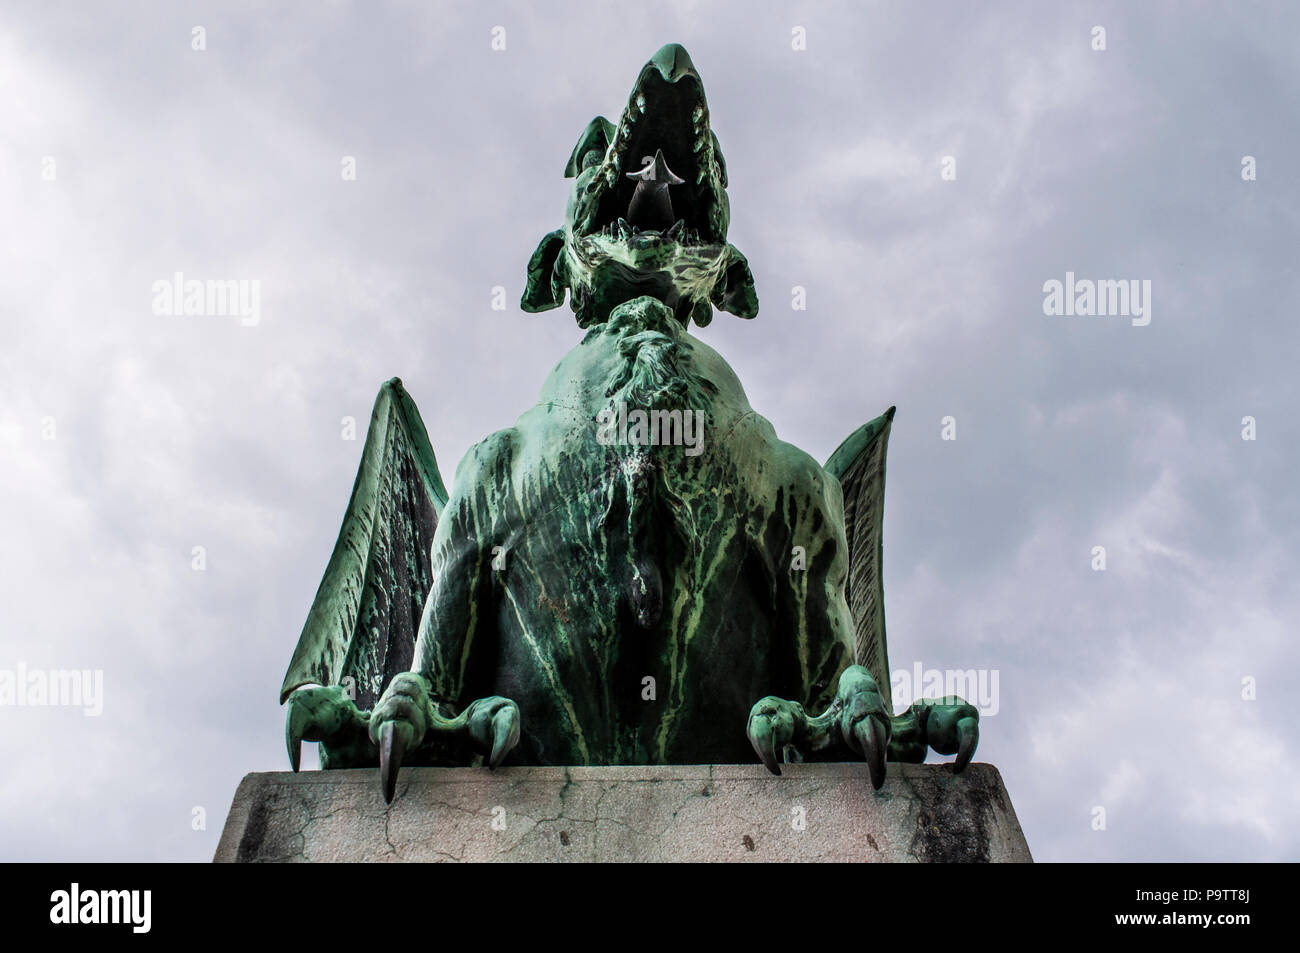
[
  {"left": 824, "top": 406, "right": 896, "bottom": 706},
  {"left": 279, "top": 378, "right": 449, "bottom": 711}
]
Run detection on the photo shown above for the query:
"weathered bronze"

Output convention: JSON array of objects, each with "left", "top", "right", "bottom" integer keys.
[{"left": 281, "top": 44, "right": 978, "bottom": 803}]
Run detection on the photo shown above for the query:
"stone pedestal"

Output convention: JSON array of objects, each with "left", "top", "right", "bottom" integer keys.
[{"left": 215, "top": 762, "right": 1031, "bottom": 863}]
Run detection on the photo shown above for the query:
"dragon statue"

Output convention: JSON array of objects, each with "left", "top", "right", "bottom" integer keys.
[{"left": 281, "top": 43, "right": 980, "bottom": 803}]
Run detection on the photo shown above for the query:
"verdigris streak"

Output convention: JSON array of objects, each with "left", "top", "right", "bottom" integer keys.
[{"left": 281, "top": 44, "right": 979, "bottom": 803}]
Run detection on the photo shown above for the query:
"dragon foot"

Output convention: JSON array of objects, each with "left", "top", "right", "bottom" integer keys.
[
  {"left": 370, "top": 673, "right": 521, "bottom": 803},
  {"left": 284, "top": 684, "right": 376, "bottom": 771},
  {"left": 747, "top": 664, "right": 892, "bottom": 789},
  {"left": 887, "top": 696, "right": 980, "bottom": 773},
  {"left": 747, "top": 667, "right": 980, "bottom": 789}
]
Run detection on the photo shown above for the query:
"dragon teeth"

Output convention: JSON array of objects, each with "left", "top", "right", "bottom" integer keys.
[
  {"left": 692, "top": 105, "right": 704, "bottom": 122},
  {"left": 636, "top": 94, "right": 646, "bottom": 113}
]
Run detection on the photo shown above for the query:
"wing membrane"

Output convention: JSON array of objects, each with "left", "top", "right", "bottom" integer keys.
[
  {"left": 824, "top": 407, "right": 895, "bottom": 704},
  {"left": 279, "top": 378, "right": 448, "bottom": 710}
]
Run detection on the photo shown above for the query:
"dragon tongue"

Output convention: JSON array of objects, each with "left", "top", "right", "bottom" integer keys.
[
  {"left": 650, "top": 148, "right": 684, "bottom": 184},
  {"left": 626, "top": 148, "right": 683, "bottom": 185}
]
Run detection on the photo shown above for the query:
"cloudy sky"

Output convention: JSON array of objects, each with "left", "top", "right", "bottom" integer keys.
[{"left": 1, "top": 0, "right": 1296, "bottom": 862}]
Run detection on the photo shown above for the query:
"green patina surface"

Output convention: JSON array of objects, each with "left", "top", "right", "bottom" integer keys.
[{"left": 281, "top": 44, "right": 978, "bottom": 802}]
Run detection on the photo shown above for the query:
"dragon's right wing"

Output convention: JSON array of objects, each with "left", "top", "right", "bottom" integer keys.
[
  {"left": 824, "top": 406, "right": 895, "bottom": 709},
  {"left": 279, "top": 378, "right": 448, "bottom": 711}
]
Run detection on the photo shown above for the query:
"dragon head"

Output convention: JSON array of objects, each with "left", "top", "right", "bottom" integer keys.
[{"left": 522, "top": 43, "right": 759, "bottom": 329}]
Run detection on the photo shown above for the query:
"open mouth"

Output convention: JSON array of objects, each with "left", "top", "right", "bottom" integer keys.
[{"left": 576, "top": 45, "right": 727, "bottom": 246}]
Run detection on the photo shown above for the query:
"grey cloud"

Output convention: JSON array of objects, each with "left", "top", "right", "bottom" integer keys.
[{"left": 0, "top": 1, "right": 1295, "bottom": 860}]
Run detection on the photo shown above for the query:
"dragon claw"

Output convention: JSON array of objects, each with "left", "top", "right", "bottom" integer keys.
[
  {"left": 368, "top": 672, "right": 435, "bottom": 802},
  {"left": 379, "top": 721, "right": 407, "bottom": 805},
  {"left": 888, "top": 697, "right": 981, "bottom": 774},
  {"left": 282, "top": 684, "right": 371, "bottom": 772},
  {"left": 954, "top": 716, "right": 978, "bottom": 772},
  {"left": 487, "top": 705, "right": 521, "bottom": 769},
  {"left": 755, "top": 728, "right": 781, "bottom": 775},
  {"left": 746, "top": 697, "right": 802, "bottom": 776},
  {"left": 847, "top": 713, "right": 889, "bottom": 790},
  {"left": 835, "top": 665, "right": 893, "bottom": 790},
  {"left": 744, "top": 667, "right": 980, "bottom": 792},
  {"left": 285, "top": 701, "right": 307, "bottom": 773},
  {"left": 465, "top": 696, "right": 522, "bottom": 769},
  {"left": 764, "top": 737, "right": 782, "bottom": 775},
  {"left": 368, "top": 678, "right": 522, "bottom": 799}
]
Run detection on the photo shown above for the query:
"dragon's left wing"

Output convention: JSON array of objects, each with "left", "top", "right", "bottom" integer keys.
[
  {"left": 280, "top": 378, "right": 448, "bottom": 711},
  {"left": 824, "top": 406, "right": 895, "bottom": 710}
]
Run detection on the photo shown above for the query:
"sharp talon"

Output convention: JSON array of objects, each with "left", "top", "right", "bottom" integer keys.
[
  {"left": 285, "top": 700, "right": 306, "bottom": 772},
  {"left": 758, "top": 730, "right": 781, "bottom": 776},
  {"left": 766, "top": 734, "right": 782, "bottom": 776},
  {"left": 852, "top": 717, "right": 888, "bottom": 791},
  {"left": 488, "top": 708, "right": 518, "bottom": 769},
  {"left": 747, "top": 718, "right": 781, "bottom": 776},
  {"left": 954, "top": 716, "right": 978, "bottom": 773},
  {"left": 286, "top": 718, "right": 301, "bottom": 773},
  {"left": 380, "top": 722, "right": 407, "bottom": 804}
]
